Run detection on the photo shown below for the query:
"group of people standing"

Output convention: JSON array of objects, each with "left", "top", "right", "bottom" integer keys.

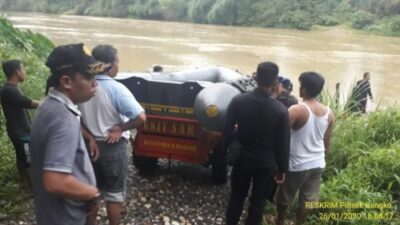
[
  {"left": 2, "top": 43, "right": 379, "bottom": 225},
  {"left": 221, "top": 62, "right": 335, "bottom": 225},
  {"left": 1, "top": 43, "right": 146, "bottom": 225}
]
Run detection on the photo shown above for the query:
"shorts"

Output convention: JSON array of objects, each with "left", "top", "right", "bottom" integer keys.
[
  {"left": 93, "top": 139, "right": 128, "bottom": 203},
  {"left": 10, "top": 136, "right": 31, "bottom": 169},
  {"left": 276, "top": 168, "right": 324, "bottom": 208}
]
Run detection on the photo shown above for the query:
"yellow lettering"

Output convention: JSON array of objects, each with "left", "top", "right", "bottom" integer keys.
[
  {"left": 179, "top": 124, "right": 186, "bottom": 135},
  {"left": 156, "top": 121, "right": 161, "bottom": 132},
  {"left": 171, "top": 123, "right": 177, "bottom": 133},
  {"left": 187, "top": 124, "right": 194, "bottom": 136},
  {"left": 143, "top": 139, "right": 197, "bottom": 152},
  {"left": 149, "top": 121, "right": 156, "bottom": 131}
]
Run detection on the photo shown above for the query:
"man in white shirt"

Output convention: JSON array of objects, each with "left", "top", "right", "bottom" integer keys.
[
  {"left": 276, "top": 72, "right": 335, "bottom": 225},
  {"left": 79, "top": 45, "right": 146, "bottom": 225}
]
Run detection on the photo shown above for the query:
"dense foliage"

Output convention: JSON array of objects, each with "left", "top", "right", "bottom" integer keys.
[
  {"left": 0, "top": 17, "right": 53, "bottom": 216},
  {"left": 1, "top": 0, "right": 400, "bottom": 35},
  {"left": 313, "top": 109, "right": 400, "bottom": 225}
]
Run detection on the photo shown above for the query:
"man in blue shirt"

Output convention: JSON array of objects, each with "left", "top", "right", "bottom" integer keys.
[{"left": 79, "top": 45, "right": 146, "bottom": 225}]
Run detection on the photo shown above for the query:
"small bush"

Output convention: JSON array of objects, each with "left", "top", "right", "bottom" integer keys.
[
  {"left": 279, "top": 10, "right": 313, "bottom": 30},
  {"left": 351, "top": 10, "right": 376, "bottom": 29},
  {"left": 317, "top": 15, "right": 340, "bottom": 26},
  {"left": 388, "top": 15, "right": 400, "bottom": 35}
]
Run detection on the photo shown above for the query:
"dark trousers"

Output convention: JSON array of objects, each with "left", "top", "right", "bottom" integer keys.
[
  {"left": 226, "top": 165, "right": 275, "bottom": 225},
  {"left": 359, "top": 100, "right": 367, "bottom": 113},
  {"left": 352, "top": 99, "right": 367, "bottom": 113},
  {"left": 10, "top": 137, "right": 30, "bottom": 172}
]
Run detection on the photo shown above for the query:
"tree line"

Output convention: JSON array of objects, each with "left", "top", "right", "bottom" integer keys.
[{"left": 1, "top": 0, "right": 400, "bottom": 34}]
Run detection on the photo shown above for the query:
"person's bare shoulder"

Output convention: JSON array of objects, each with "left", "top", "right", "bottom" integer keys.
[
  {"left": 289, "top": 104, "right": 308, "bottom": 116},
  {"left": 289, "top": 104, "right": 309, "bottom": 129}
]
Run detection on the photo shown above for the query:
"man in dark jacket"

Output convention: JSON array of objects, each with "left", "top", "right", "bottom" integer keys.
[
  {"left": 351, "top": 72, "right": 373, "bottom": 113},
  {"left": 0, "top": 59, "right": 39, "bottom": 190},
  {"left": 222, "top": 61, "right": 290, "bottom": 225}
]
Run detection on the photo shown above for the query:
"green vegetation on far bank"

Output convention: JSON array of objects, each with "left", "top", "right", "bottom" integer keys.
[
  {"left": 1, "top": 0, "right": 400, "bottom": 36},
  {"left": 0, "top": 16, "right": 53, "bottom": 216}
]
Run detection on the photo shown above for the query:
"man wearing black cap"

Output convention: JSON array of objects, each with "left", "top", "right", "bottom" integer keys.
[
  {"left": 30, "top": 43, "right": 107, "bottom": 225},
  {"left": 221, "top": 61, "right": 290, "bottom": 225},
  {"left": 277, "top": 76, "right": 298, "bottom": 108}
]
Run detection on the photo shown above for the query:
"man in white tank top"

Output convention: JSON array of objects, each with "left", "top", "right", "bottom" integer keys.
[{"left": 276, "top": 72, "right": 335, "bottom": 225}]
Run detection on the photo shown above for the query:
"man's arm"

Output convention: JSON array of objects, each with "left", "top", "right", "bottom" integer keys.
[
  {"left": 43, "top": 171, "right": 99, "bottom": 201},
  {"left": 323, "top": 110, "right": 336, "bottom": 157},
  {"left": 106, "top": 112, "right": 146, "bottom": 144},
  {"left": 2, "top": 87, "right": 38, "bottom": 109},
  {"left": 106, "top": 84, "right": 147, "bottom": 143},
  {"left": 367, "top": 82, "right": 373, "bottom": 100},
  {"left": 275, "top": 109, "right": 290, "bottom": 181},
  {"left": 81, "top": 123, "right": 99, "bottom": 161},
  {"left": 119, "top": 112, "right": 147, "bottom": 131},
  {"left": 288, "top": 104, "right": 299, "bottom": 129},
  {"left": 220, "top": 98, "right": 238, "bottom": 151},
  {"left": 43, "top": 117, "right": 98, "bottom": 201},
  {"left": 31, "top": 100, "right": 40, "bottom": 109},
  {"left": 14, "top": 88, "right": 38, "bottom": 109}
]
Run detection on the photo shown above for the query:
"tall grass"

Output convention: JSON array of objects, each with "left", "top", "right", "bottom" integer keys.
[{"left": 302, "top": 88, "right": 400, "bottom": 224}]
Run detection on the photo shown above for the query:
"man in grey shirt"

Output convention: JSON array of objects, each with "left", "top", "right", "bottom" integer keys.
[{"left": 30, "top": 43, "right": 108, "bottom": 225}]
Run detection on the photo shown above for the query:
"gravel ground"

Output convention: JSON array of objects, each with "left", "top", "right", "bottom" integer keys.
[{"left": 0, "top": 158, "right": 239, "bottom": 225}]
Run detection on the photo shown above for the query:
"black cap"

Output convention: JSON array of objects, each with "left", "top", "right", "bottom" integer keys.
[
  {"left": 278, "top": 75, "right": 293, "bottom": 92},
  {"left": 46, "top": 43, "right": 109, "bottom": 75}
]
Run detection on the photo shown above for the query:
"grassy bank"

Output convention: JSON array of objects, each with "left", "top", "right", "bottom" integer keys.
[
  {"left": 316, "top": 109, "right": 400, "bottom": 225},
  {"left": 0, "top": 16, "right": 53, "bottom": 217}
]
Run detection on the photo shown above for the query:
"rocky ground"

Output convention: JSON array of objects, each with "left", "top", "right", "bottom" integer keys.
[{"left": 0, "top": 159, "right": 244, "bottom": 225}]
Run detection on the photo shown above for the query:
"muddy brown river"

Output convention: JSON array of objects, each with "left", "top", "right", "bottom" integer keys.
[{"left": 5, "top": 12, "right": 400, "bottom": 108}]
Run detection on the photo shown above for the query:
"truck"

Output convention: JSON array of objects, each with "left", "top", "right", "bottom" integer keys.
[{"left": 116, "top": 67, "right": 256, "bottom": 183}]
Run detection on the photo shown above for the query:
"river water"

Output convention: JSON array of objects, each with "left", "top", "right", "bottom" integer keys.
[{"left": 4, "top": 12, "right": 400, "bottom": 107}]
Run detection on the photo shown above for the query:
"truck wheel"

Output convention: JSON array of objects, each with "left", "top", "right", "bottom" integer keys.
[
  {"left": 133, "top": 154, "right": 158, "bottom": 173},
  {"left": 211, "top": 146, "right": 227, "bottom": 184}
]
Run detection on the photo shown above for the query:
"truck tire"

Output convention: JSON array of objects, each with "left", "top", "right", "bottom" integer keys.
[
  {"left": 211, "top": 145, "right": 227, "bottom": 184},
  {"left": 133, "top": 154, "right": 158, "bottom": 173}
]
